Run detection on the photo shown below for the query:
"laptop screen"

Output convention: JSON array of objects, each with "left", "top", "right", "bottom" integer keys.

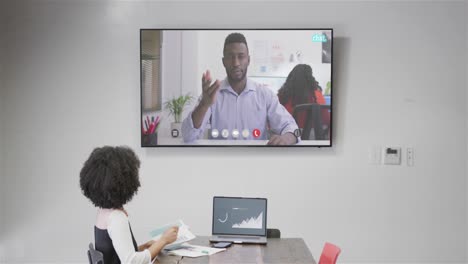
[{"left": 212, "top": 197, "right": 267, "bottom": 236}]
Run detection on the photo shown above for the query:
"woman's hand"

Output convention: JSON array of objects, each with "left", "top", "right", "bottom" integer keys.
[
  {"left": 161, "top": 226, "right": 179, "bottom": 245},
  {"left": 146, "top": 226, "right": 179, "bottom": 259},
  {"left": 138, "top": 240, "right": 155, "bottom": 251}
]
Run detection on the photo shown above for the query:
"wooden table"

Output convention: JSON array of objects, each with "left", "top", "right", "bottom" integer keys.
[{"left": 156, "top": 236, "right": 316, "bottom": 264}]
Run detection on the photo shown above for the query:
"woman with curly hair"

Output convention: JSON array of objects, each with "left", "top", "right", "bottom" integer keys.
[
  {"left": 277, "top": 64, "right": 329, "bottom": 134},
  {"left": 80, "top": 146, "right": 178, "bottom": 264}
]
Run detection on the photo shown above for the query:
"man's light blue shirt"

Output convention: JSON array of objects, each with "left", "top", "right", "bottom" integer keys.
[{"left": 182, "top": 78, "right": 299, "bottom": 142}]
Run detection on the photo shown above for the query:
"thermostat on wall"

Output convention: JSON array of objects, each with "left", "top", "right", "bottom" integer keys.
[{"left": 383, "top": 147, "right": 401, "bottom": 165}]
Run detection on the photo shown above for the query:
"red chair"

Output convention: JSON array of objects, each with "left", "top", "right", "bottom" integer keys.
[{"left": 318, "top": 242, "right": 341, "bottom": 264}]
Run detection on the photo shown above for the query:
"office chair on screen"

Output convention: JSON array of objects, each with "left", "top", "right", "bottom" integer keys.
[
  {"left": 266, "top": 228, "right": 281, "bottom": 238},
  {"left": 87, "top": 243, "right": 104, "bottom": 264},
  {"left": 318, "top": 242, "right": 341, "bottom": 264},
  {"left": 292, "top": 103, "right": 330, "bottom": 140}
]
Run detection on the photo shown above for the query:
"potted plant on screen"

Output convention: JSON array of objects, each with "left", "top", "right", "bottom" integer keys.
[{"left": 164, "top": 94, "right": 194, "bottom": 138}]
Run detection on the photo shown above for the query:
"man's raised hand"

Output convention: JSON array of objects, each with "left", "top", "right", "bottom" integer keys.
[{"left": 200, "top": 70, "right": 220, "bottom": 107}]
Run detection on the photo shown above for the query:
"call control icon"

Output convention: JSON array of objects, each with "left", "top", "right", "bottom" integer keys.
[
  {"left": 221, "top": 129, "right": 229, "bottom": 138},
  {"left": 252, "top": 129, "right": 261, "bottom": 138},
  {"left": 294, "top": 129, "right": 302, "bottom": 138},
  {"left": 211, "top": 129, "right": 219, "bottom": 138},
  {"left": 232, "top": 129, "right": 239, "bottom": 138},
  {"left": 242, "top": 129, "right": 249, "bottom": 138}
]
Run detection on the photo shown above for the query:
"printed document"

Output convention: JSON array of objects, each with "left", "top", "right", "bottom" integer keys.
[{"left": 149, "top": 220, "right": 195, "bottom": 250}]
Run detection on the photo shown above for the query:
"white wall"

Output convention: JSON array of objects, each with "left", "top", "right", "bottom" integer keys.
[
  {"left": 466, "top": 0, "right": 468, "bottom": 260},
  {"left": 0, "top": 0, "right": 6, "bottom": 262},
  {"left": 2, "top": 1, "right": 466, "bottom": 263}
]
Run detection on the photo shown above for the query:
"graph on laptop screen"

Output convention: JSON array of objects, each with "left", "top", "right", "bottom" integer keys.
[{"left": 213, "top": 197, "right": 267, "bottom": 236}]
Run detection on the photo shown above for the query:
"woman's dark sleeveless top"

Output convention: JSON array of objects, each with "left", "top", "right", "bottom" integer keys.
[{"left": 94, "top": 224, "right": 138, "bottom": 264}]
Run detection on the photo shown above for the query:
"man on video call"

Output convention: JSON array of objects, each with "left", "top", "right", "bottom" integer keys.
[{"left": 181, "top": 33, "right": 299, "bottom": 145}]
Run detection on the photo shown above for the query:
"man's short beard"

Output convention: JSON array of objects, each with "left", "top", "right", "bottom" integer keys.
[{"left": 227, "top": 69, "right": 247, "bottom": 83}]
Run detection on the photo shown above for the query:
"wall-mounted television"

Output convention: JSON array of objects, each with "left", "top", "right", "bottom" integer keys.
[{"left": 140, "top": 29, "right": 333, "bottom": 147}]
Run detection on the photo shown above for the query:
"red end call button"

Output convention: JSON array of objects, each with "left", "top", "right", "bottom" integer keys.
[{"left": 252, "top": 129, "right": 261, "bottom": 138}]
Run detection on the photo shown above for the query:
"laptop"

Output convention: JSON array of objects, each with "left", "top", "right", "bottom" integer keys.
[{"left": 209, "top": 196, "right": 267, "bottom": 244}]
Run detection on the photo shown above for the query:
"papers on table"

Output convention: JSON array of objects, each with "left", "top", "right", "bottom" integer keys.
[
  {"left": 150, "top": 220, "right": 226, "bottom": 258},
  {"left": 167, "top": 243, "right": 226, "bottom": 258},
  {"left": 149, "top": 220, "right": 196, "bottom": 250}
]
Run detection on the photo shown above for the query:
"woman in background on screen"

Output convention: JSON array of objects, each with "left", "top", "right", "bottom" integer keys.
[
  {"left": 80, "top": 146, "right": 178, "bottom": 264},
  {"left": 277, "top": 64, "right": 329, "bottom": 130}
]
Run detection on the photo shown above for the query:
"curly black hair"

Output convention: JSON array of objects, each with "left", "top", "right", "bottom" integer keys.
[
  {"left": 79, "top": 146, "right": 141, "bottom": 209},
  {"left": 278, "top": 64, "right": 322, "bottom": 106},
  {"left": 223, "top": 33, "right": 249, "bottom": 55}
]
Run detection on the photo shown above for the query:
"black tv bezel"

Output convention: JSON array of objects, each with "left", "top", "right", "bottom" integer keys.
[
  {"left": 212, "top": 196, "right": 268, "bottom": 237},
  {"left": 140, "top": 28, "right": 333, "bottom": 148}
]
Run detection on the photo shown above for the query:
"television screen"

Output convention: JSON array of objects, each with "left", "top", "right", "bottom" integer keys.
[{"left": 140, "top": 29, "right": 332, "bottom": 147}]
